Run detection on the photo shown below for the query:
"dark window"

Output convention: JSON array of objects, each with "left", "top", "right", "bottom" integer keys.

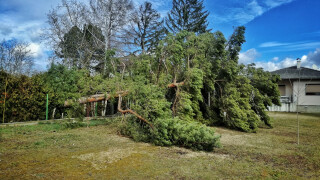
[
  {"left": 278, "top": 85, "right": 285, "bottom": 96},
  {"left": 305, "top": 84, "right": 320, "bottom": 95}
]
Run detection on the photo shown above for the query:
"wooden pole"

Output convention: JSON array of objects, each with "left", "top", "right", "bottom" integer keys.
[
  {"left": 46, "top": 94, "right": 48, "bottom": 120},
  {"left": 2, "top": 77, "right": 8, "bottom": 123}
]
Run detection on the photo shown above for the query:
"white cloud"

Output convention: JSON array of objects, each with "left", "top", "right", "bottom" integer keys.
[
  {"left": 259, "top": 41, "right": 291, "bottom": 47},
  {"left": 263, "top": 0, "right": 294, "bottom": 8},
  {"left": 239, "top": 48, "right": 320, "bottom": 71},
  {"left": 27, "top": 43, "right": 42, "bottom": 58},
  {"left": 239, "top": 48, "right": 260, "bottom": 65},
  {"left": 259, "top": 41, "right": 320, "bottom": 52},
  {"left": 255, "top": 61, "right": 279, "bottom": 71},
  {"left": 306, "top": 48, "right": 320, "bottom": 66},
  {"left": 212, "top": 0, "right": 294, "bottom": 25},
  {"left": 212, "top": 0, "right": 265, "bottom": 25}
]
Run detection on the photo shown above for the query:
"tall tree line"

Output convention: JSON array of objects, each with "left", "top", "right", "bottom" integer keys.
[{"left": 44, "top": 0, "right": 210, "bottom": 69}]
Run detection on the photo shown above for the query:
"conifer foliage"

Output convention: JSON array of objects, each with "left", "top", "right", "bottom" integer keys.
[{"left": 166, "top": 0, "right": 209, "bottom": 34}]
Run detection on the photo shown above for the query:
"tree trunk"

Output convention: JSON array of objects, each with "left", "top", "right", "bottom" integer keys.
[
  {"left": 52, "top": 107, "right": 56, "bottom": 120},
  {"left": 208, "top": 92, "right": 210, "bottom": 107}
]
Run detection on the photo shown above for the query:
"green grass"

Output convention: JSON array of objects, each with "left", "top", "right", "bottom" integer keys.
[{"left": 0, "top": 113, "right": 319, "bottom": 179}]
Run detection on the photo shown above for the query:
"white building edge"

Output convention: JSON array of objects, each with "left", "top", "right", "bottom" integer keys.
[{"left": 269, "top": 59, "right": 320, "bottom": 113}]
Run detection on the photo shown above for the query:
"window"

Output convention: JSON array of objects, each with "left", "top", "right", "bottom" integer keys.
[
  {"left": 305, "top": 84, "right": 320, "bottom": 95},
  {"left": 278, "top": 85, "right": 286, "bottom": 96}
]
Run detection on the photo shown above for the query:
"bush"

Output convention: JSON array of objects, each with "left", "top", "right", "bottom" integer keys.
[{"left": 121, "top": 117, "right": 221, "bottom": 151}]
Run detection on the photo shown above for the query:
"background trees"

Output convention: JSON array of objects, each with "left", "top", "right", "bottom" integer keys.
[
  {"left": 1, "top": 0, "right": 281, "bottom": 136},
  {"left": 165, "top": 0, "right": 209, "bottom": 34},
  {"left": 89, "top": 0, "right": 134, "bottom": 50},
  {"left": 127, "top": 1, "right": 165, "bottom": 54},
  {"left": 0, "top": 39, "right": 34, "bottom": 75},
  {"left": 0, "top": 71, "right": 47, "bottom": 122},
  {"left": 57, "top": 24, "right": 105, "bottom": 70}
]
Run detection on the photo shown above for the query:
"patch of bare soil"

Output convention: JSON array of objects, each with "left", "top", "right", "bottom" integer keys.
[
  {"left": 220, "top": 133, "right": 251, "bottom": 146},
  {"left": 73, "top": 134, "right": 151, "bottom": 170},
  {"left": 161, "top": 146, "right": 231, "bottom": 160},
  {"left": 75, "top": 147, "right": 140, "bottom": 169}
]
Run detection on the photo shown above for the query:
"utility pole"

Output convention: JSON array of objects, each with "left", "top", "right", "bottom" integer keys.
[{"left": 296, "top": 58, "right": 301, "bottom": 145}]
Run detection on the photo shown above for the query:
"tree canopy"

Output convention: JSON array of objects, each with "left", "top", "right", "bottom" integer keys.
[{"left": 165, "top": 0, "right": 210, "bottom": 34}]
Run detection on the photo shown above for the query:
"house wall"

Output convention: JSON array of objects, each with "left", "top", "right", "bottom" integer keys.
[
  {"left": 269, "top": 80, "right": 320, "bottom": 113},
  {"left": 293, "top": 81, "right": 320, "bottom": 106}
]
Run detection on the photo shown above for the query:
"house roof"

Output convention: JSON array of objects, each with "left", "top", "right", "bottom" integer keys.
[{"left": 271, "top": 66, "right": 320, "bottom": 80}]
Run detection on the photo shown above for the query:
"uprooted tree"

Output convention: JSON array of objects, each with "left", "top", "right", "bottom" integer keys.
[{"left": 61, "top": 27, "right": 280, "bottom": 152}]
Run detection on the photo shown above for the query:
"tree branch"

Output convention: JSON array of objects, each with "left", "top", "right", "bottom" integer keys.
[
  {"left": 167, "top": 81, "right": 185, "bottom": 88},
  {"left": 117, "top": 94, "right": 154, "bottom": 129}
]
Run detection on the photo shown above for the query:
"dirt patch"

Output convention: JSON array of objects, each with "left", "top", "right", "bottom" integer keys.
[
  {"left": 75, "top": 147, "right": 142, "bottom": 169},
  {"left": 73, "top": 134, "right": 152, "bottom": 170},
  {"left": 162, "top": 146, "right": 231, "bottom": 160},
  {"left": 220, "top": 133, "right": 251, "bottom": 146}
]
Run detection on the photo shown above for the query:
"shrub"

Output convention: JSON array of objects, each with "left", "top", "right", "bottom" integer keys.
[{"left": 120, "top": 117, "right": 221, "bottom": 151}]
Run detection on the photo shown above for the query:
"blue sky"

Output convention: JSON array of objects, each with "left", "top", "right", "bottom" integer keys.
[{"left": 0, "top": 0, "right": 319, "bottom": 71}]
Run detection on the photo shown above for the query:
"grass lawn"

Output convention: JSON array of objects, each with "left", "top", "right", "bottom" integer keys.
[{"left": 0, "top": 112, "right": 319, "bottom": 179}]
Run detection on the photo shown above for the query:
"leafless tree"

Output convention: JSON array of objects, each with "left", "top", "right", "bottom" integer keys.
[
  {"left": 89, "top": 0, "right": 134, "bottom": 51},
  {"left": 44, "top": 0, "right": 135, "bottom": 62},
  {"left": 45, "top": 0, "right": 88, "bottom": 53},
  {"left": 0, "top": 39, "right": 34, "bottom": 75},
  {"left": 125, "top": 1, "right": 165, "bottom": 54}
]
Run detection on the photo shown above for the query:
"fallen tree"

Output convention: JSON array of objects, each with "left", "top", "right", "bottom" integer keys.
[{"left": 64, "top": 91, "right": 129, "bottom": 106}]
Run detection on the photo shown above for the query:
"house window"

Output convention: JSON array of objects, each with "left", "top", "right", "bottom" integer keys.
[
  {"left": 278, "top": 85, "right": 286, "bottom": 96},
  {"left": 305, "top": 84, "right": 320, "bottom": 95}
]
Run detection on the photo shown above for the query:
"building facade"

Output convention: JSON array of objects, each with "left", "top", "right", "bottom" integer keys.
[{"left": 269, "top": 60, "right": 320, "bottom": 113}]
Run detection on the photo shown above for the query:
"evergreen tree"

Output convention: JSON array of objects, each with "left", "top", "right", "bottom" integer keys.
[
  {"left": 165, "top": 0, "right": 209, "bottom": 34},
  {"left": 57, "top": 24, "right": 105, "bottom": 70}
]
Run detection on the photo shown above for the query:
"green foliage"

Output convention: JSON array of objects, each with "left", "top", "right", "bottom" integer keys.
[
  {"left": 242, "top": 64, "right": 281, "bottom": 127},
  {"left": 126, "top": 82, "right": 171, "bottom": 122},
  {"left": 121, "top": 117, "right": 220, "bottom": 151},
  {"left": 218, "top": 78, "right": 260, "bottom": 132},
  {"left": 0, "top": 71, "right": 47, "bottom": 122},
  {"left": 43, "top": 64, "right": 83, "bottom": 119},
  {"left": 65, "top": 102, "right": 85, "bottom": 121},
  {"left": 166, "top": 0, "right": 210, "bottom": 34}
]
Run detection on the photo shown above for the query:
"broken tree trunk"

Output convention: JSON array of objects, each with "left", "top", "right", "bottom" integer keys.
[
  {"left": 64, "top": 91, "right": 129, "bottom": 107},
  {"left": 117, "top": 94, "right": 154, "bottom": 129},
  {"left": 167, "top": 81, "right": 185, "bottom": 88}
]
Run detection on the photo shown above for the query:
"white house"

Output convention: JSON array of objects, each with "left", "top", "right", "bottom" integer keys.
[{"left": 269, "top": 59, "right": 320, "bottom": 113}]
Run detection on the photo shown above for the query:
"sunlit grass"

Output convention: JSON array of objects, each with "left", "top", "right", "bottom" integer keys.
[{"left": 0, "top": 113, "right": 319, "bottom": 179}]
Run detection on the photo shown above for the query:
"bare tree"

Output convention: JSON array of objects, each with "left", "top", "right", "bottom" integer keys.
[
  {"left": 0, "top": 39, "right": 34, "bottom": 75},
  {"left": 44, "top": 0, "right": 89, "bottom": 55},
  {"left": 44, "top": 0, "right": 135, "bottom": 66},
  {"left": 126, "top": 1, "right": 165, "bottom": 54},
  {"left": 89, "top": 0, "right": 134, "bottom": 51}
]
